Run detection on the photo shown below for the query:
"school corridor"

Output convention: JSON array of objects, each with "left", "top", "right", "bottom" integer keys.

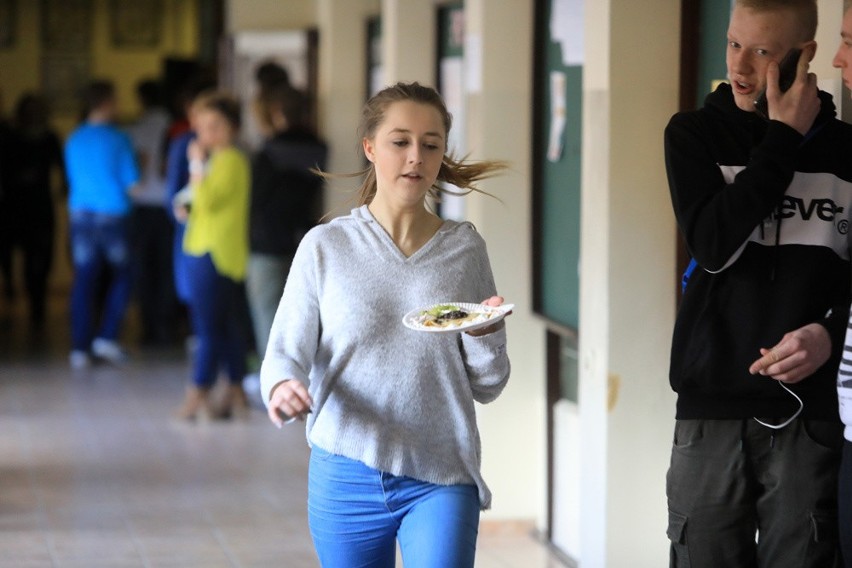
[{"left": 0, "top": 296, "right": 563, "bottom": 567}]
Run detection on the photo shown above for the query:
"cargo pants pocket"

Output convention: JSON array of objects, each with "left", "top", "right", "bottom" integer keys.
[
  {"left": 668, "top": 510, "right": 690, "bottom": 568},
  {"left": 804, "top": 511, "right": 839, "bottom": 568}
]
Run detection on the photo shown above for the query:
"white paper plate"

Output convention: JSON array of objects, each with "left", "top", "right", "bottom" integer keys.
[{"left": 402, "top": 302, "right": 514, "bottom": 334}]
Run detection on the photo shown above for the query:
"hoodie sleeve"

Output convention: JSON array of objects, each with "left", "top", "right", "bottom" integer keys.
[{"left": 665, "top": 113, "right": 804, "bottom": 271}]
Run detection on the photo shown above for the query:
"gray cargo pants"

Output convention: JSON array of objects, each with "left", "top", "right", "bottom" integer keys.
[{"left": 667, "top": 418, "right": 842, "bottom": 568}]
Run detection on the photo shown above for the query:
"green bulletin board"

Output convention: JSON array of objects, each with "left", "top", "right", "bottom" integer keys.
[
  {"left": 437, "top": 2, "right": 466, "bottom": 221},
  {"left": 534, "top": 0, "right": 582, "bottom": 331},
  {"left": 367, "top": 16, "right": 382, "bottom": 98},
  {"left": 696, "top": 0, "right": 731, "bottom": 108},
  {"left": 438, "top": 3, "right": 463, "bottom": 59}
]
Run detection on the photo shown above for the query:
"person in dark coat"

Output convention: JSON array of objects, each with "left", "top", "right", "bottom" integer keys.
[
  {"left": 6, "top": 94, "right": 65, "bottom": 326},
  {"left": 247, "top": 83, "right": 327, "bottom": 360}
]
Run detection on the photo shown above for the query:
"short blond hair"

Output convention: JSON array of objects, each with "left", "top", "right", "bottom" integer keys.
[{"left": 736, "top": 0, "right": 818, "bottom": 41}]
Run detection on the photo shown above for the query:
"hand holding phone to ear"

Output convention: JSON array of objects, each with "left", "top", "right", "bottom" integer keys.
[
  {"left": 758, "top": 48, "right": 820, "bottom": 135},
  {"left": 754, "top": 48, "right": 801, "bottom": 118}
]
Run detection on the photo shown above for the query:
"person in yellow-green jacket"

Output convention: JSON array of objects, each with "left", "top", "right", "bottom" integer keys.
[{"left": 172, "top": 91, "right": 250, "bottom": 420}]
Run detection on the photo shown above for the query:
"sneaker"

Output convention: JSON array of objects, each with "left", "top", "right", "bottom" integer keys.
[
  {"left": 69, "top": 350, "right": 91, "bottom": 370},
  {"left": 91, "top": 338, "right": 128, "bottom": 365}
]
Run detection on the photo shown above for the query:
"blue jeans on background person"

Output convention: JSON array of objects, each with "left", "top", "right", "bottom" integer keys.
[
  {"left": 308, "top": 446, "right": 481, "bottom": 568},
  {"left": 246, "top": 252, "right": 292, "bottom": 359},
  {"left": 172, "top": 223, "right": 191, "bottom": 305},
  {"left": 69, "top": 211, "right": 132, "bottom": 352},
  {"left": 184, "top": 253, "right": 247, "bottom": 388}
]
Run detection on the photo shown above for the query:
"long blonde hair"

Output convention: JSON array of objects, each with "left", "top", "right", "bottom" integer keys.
[{"left": 324, "top": 82, "right": 507, "bottom": 207}]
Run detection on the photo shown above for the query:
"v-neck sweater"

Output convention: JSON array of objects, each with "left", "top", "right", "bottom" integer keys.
[{"left": 260, "top": 205, "right": 511, "bottom": 508}]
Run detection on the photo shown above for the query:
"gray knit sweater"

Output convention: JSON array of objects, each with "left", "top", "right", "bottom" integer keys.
[{"left": 260, "top": 205, "right": 511, "bottom": 508}]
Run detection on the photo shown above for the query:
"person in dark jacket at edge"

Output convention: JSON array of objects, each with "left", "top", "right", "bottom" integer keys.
[
  {"left": 831, "top": 1, "right": 852, "bottom": 566},
  {"left": 664, "top": 1, "right": 852, "bottom": 566},
  {"left": 244, "top": 81, "right": 327, "bottom": 403}
]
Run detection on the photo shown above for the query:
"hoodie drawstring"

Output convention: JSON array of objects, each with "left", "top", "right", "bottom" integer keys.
[{"left": 771, "top": 215, "right": 781, "bottom": 282}]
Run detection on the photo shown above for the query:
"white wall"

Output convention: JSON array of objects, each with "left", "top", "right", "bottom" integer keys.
[
  {"left": 464, "top": 0, "right": 547, "bottom": 525},
  {"left": 226, "top": 0, "right": 317, "bottom": 32},
  {"left": 815, "top": 0, "right": 846, "bottom": 105},
  {"left": 381, "top": 0, "right": 436, "bottom": 85},
  {"left": 815, "top": 0, "right": 844, "bottom": 74},
  {"left": 315, "top": 0, "right": 380, "bottom": 217},
  {"left": 606, "top": 0, "right": 680, "bottom": 563},
  {"left": 580, "top": 0, "right": 680, "bottom": 566}
]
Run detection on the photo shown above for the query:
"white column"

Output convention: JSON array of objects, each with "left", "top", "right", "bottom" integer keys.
[
  {"left": 226, "top": 0, "right": 317, "bottom": 31},
  {"left": 581, "top": 0, "right": 680, "bottom": 565},
  {"left": 815, "top": 0, "right": 845, "bottom": 104},
  {"left": 316, "top": 0, "right": 379, "bottom": 217},
  {"left": 464, "top": 0, "right": 548, "bottom": 525},
  {"left": 380, "top": 0, "right": 436, "bottom": 86}
]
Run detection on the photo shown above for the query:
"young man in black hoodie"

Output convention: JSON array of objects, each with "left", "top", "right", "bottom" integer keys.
[{"left": 665, "top": 1, "right": 852, "bottom": 566}]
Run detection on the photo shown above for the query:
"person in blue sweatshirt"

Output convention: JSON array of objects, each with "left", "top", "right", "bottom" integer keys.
[{"left": 64, "top": 81, "right": 139, "bottom": 369}]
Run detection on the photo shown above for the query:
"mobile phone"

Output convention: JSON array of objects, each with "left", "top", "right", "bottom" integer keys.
[{"left": 753, "top": 48, "right": 802, "bottom": 119}]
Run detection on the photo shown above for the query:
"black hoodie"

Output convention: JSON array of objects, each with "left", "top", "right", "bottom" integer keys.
[
  {"left": 250, "top": 129, "right": 328, "bottom": 256},
  {"left": 665, "top": 83, "right": 852, "bottom": 421}
]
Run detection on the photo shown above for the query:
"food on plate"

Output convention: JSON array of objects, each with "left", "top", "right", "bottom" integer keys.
[
  {"left": 403, "top": 302, "right": 514, "bottom": 333},
  {"left": 417, "top": 304, "right": 494, "bottom": 329}
]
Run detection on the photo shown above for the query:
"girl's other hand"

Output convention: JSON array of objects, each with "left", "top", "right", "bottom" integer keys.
[
  {"left": 187, "top": 140, "right": 205, "bottom": 162},
  {"left": 267, "top": 379, "right": 313, "bottom": 428},
  {"left": 173, "top": 204, "right": 189, "bottom": 223}
]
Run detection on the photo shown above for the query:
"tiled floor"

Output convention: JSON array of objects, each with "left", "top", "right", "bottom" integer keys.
[{"left": 0, "top": 296, "right": 566, "bottom": 567}]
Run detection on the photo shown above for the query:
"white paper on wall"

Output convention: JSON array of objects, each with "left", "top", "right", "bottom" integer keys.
[
  {"left": 550, "top": 0, "right": 584, "bottom": 67},
  {"left": 440, "top": 56, "right": 467, "bottom": 221},
  {"left": 547, "top": 71, "right": 567, "bottom": 162},
  {"left": 465, "top": 33, "right": 482, "bottom": 94}
]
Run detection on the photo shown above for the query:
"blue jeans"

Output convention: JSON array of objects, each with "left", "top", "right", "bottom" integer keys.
[
  {"left": 308, "top": 446, "right": 480, "bottom": 568},
  {"left": 184, "top": 253, "right": 247, "bottom": 388},
  {"left": 172, "top": 223, "right": 191, "bottom": 304},
  {"left": 69, "top": 211, "right": 132, "bottom": 351}
]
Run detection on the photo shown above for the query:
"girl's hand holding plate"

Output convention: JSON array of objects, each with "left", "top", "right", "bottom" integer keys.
[{"left": 466, "top": 296, "right": 512, "bottom": 337}]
